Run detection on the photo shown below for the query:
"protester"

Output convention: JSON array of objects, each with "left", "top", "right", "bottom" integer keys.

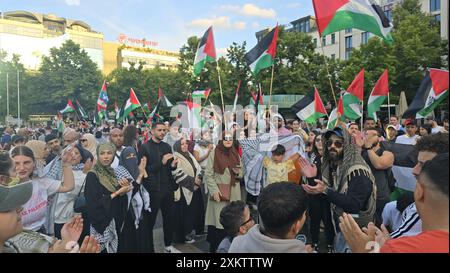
[
  {"left": 382, "top": 192, "right": 415, "bottom": 232},
  {"left": 205, "top": 131, "right": 242, "bottom": 253},
  {"left": 164, "top": 120, "right": 183, "bottom": 150},
  {"left": 364, "top": 117, "right": 377, "bottom": 130},
  {"left": 348, "top": 123, "right": 360, "bottom": 136},
  {"left": 25, "top": 140, "right": 49, "bottom": 178},
  {"left": 425, "top": 116, "right": 445, "bottom": 134},
  {"left": 45, "top": 134, "right": 61, "bottom": 164},
  {"left": 395, "top": 119, "right": 419, "bottom": 145},
  {"left": 385, "top": 125, "right": 398, "bottom": 143},
  {"left": 63, "top": 128, "right": 80, "bottom": 147},
  {"left": 263, "top": 144, "right": 299, "bottom": 185},
  {"left": 419, "top": 123, "right": 432, "bottom": 137},
  {"left": 389, "top": 116, "right": 405, "bottom": 133},
  {"left": 80, "top": 133, "right": 97, "bottom": 161},
  {"left": 229, "top": 182, "right": 309, "bottom": 253},
  {"left": 109, "top": 128, "right": 125, "bottom": 168},
  {"left": 301, "top": 126, "right": 376, "bottom": 253},
  {"left": 217, "top": 200, "right": 254, "bottom": 253}
]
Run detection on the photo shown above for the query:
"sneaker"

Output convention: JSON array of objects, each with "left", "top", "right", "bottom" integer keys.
[
  {"left": 185, "top": 235, "right": 196, "bottom": 244},
  {"left": 327, "top": 245, "right": 335, "bottom": 253},
  {"left": 164, "top": 245, "right": 181, "bottom": 253}
]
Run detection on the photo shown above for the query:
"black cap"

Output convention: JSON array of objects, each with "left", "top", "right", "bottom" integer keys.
[
  {"left": 324, "top": 127, "right": 344, "bottom": 140},
  {"left": 11, "top": 134, "right": 26, "bottom": 144},
  {"left": 45, "top": 134, "right": 58, "bottom": 143}
]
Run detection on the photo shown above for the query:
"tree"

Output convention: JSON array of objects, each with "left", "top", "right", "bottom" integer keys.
[{"left": 30, "top": 40, "right": 102, "bottom": 114}]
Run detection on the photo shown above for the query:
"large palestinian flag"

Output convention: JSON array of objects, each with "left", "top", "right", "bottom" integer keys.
[
  {"left": 312, "top": 0, "right": 393, "bottom": 43},
  {"left": 245, "top": 25, "right": 278, "bottom": 76},
  {"left": 327, "top": 96, "right": 344, "bottom": 129},
  {"left": 193, "top": 27, "right": 216, "bottom": 76},
  {"left": 291, "top": 87, "right": 327, "bottom": 124},
  {"left": 403, "top": 68, "right": 449, "bottom": 119},
  {"left": 119, "top": 88, "right": 141, "bottom": 121},
  {"left": 343, "top": 68, "right": 364, "bottom": 121},
  {"left": 367, "top": 69, "right": 389, "bottom": 121}
]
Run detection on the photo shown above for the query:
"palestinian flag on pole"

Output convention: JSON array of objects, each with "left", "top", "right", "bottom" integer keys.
[
  {"left": 158, "top": 86, "right": 173, "bottom": 107},
  {"left": 291, "top": 87, "right": 327, "bottom": 124},
  {"left": 312, "top": 0, "right": 393, "bottom": 43},
  {"left": 245, "top": 25, "right": 278, "bottom": 76},
  {"left": 191, "top": 89, "right": 211, "bottom": 99},
  {"left": 327, "top": 96, "right": 344, "bottom": 129},
  {"left": 403, "top": 68, "right": 449, "bottom": 119},
  {"left": 343, "top": 68, "right": 364, "bottom": 120},
  {"left": 368, "top": 69, "right": 389, "bottom": 121},
  {"left": 232, "top": 80, "right": 241, "bottom": 113},
  {"left": 183, "top": 97, "right": 202, "bottom": 129},
  {"left": 120, "top": 88, "right": 141, "bottom": 121},
  {"left": 57, "top": 112, "right": 65, "bottom": 133},
  {"left": 75, "top": 99, "right": 88, "bottom": 119},
  {"left": 193, "top": 26, "right": 216, "bottom": 76},
  {"left": 59, "top": 99, "right": 76, "bottom": 114},
  {"left": 96, "top": 81, "right": 109, "bottom": 121}
]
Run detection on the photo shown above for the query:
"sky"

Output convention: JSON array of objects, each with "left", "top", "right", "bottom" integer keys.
[{"left": 0, "top": 0, "right": 314, "bottom": 56}]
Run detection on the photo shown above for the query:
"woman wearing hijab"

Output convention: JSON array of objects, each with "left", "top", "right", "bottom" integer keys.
[
  {"left": 80, "top": 133, "right": 97, "bottom": 161},
  {"left": 85, "top": 143, "right": 149, "bottom": 253},
  {"left": 205, "top": 131, "right": 242, "bottom": 252},
  {"left": 172, "top": 138, "right": 203, "bottom": 244},
  {"left": 25, "top": 140, "right": 49, "bottom": 177}
]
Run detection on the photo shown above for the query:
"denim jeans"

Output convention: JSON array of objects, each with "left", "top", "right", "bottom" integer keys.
[{"left": 334, "top": 232, "right": 352, "bottom": 253}]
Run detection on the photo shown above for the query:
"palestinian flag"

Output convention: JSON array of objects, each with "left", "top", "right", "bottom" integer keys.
[
  {"left": 193, "top": 26, "right": 216, "bottom": 76},
  {"left": 158, "top": 86, "right": 173, "bottom": 107},
  {"left": 367, "top": 69, "right": 389, "bottom": 121},
  {"left": 183, "top": 98, "right": 202, "bottom": 129},
  {"left": 312, "top": 0, "right": 393, "bottom": 43},
  {"left": 343, "top": 68, "right": 364, "bottom": 120},
  {"left": 232, "top": 80, "right": 242, "bottom": 113},
  {"left": 120, "top": 88, "right": 141, "bottom": 121},
  {"left": 291, "top": 87, "right": 327, "bottom": 124},
  {"left": 403, "top": 68, "right": 449, "bottom": 119},
  {"left": 59, "top": 99, "right": 76, "bottom": 114},
  {"left": 327, "top": 96, "right": 344, "bottom": 129},
  {"left": 96, "top": 81, "right": 109, "bottom": 120},
  {"left": 75, "top": 99, "right": 88, "bottom": 119},
  {"left": 57, "top": 112, "right": 65, "bottom": 133},
  {"left": 192, "top": 89, "right": 211, "bottom": 99},
  {"left": 245, "top": 25, "right": 278, "bottom": 76}
]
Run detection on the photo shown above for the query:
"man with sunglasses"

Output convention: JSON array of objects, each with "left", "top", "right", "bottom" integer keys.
[{"left": 302, "top": 126, "right": 376, "bottom": 253}]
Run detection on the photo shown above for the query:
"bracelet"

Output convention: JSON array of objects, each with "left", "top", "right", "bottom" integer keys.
[{"left": 62, "top": 163, "right": 72, "bottom": 168}]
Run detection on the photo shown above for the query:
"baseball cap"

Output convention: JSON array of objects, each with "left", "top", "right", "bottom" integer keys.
[
  {"left": 405, "top": 119, "right": 417, "bottom": 126},
  {"left": 45, "top": 134, "right": 58, "bottom": 143},
  {"left": 324, "top": 127, "right": 344, "bottom": 140},
  {"left": 386, "top": 125, "right": 396, "bottom": 131},
  {"left": 11, "top": 135, "right": 26, "bottom": 144},
  {"left": 0, "top": 180, "right": 33, "bottom": 212}
]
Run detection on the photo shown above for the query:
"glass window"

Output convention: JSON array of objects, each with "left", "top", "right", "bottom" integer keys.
[
  {"left": 322, "top": 36, "right": 326, "bottom": 46},
  {"left": 331, "top": 54, "right": 336, "bottom": 60},
  {"left": 384, "top": 10, "right": 392, "bottom": 22},
  {"left": 345, "top": 28, "right": 352, "bottom": 33},
  {"left": 430, "top": 0, "right": 440, "bottom": 12},
  {"left": 361, "top": 32, "right": 370, "bottom": 45},
  {"left": 305, "top": 20, "right": 310, "bottom": 32},
  {"left": 331, "top": 33, "right": 336, "bottom": 44},
  {"left": 345, "top": 36, "right": 353, "bottom": 60},
  {"left": 313, "top": 38, "right": 317, "bottom": 48}
]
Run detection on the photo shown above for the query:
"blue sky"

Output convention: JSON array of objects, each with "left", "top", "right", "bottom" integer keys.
[{"left": 1, "top": 0, "right": 314, "bottom": 55}]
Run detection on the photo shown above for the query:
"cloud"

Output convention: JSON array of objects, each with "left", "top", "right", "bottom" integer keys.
[
  {"left": 218, "top": 3, "right": 276, "bottom": 19},
  {"left": 65, "top": 0, "right": 81, "bottom": 6},
  {"left": 251, "top": 22, "right": 260, "bottom": 29},
  {"left": 187, "top": 16, "right": 246, "bottom": 30},
  {"left": 217, "top": 48, "right": 229, "bottom": 58}
]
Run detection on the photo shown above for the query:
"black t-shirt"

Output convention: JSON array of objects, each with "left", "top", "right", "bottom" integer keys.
[{"left": 361, "top": 144, "right": 391, "bottom": 202}]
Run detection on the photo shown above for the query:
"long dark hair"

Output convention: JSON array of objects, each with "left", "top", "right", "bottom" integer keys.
[
  {"left": 0, "top": 151, "right": 13, "bottom": 176},
  {"left": 123, "top": 125, "right": 138, "bottom": 147}
]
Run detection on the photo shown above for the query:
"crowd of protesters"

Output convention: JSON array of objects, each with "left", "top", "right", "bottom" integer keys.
[{"left": 1, "top": 108, "right": 448, "bottom": 253}]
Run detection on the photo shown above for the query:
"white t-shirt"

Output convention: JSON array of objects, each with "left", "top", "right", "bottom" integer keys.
[
  {"left": 431, "top": 126, "right": 444, "bottom": 134},
  {"left": 390, "top": 203, "right": 422, "bottom": 238},
  {"left": 111, "top": 146, "right": 124, "bottom": 169},
  {"left": 382, "top": 201, "right": 403, "bottom": 231},
  {"left": 21, "top": 177, "right": 61, "bottom": 231},
  {"left": 395, "top": 134, "right": 419, "bottom": 145},
  {"left": 54, "top": 170, "right": 87, "bottom": 224}
]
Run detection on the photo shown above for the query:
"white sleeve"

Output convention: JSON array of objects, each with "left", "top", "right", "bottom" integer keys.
[
  {"left": 382, "top": 201, "right": 395, "bottom": 227},
  {"left": 38, "top": 177, "right": 61, "bottom": 196}
]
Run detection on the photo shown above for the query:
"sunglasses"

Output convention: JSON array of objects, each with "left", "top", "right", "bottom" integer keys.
[
  {"left": 240, "top": 217, "right": 254, "bottom": 227},
  {"left": 326, "top": 140, "right": 343, "bottom": 148},
  {"left": 223, "top": 136, "right": 233, "bottom": 141},
  {"left": 80, "top": 139, "right": 88, "bottom": 143}
]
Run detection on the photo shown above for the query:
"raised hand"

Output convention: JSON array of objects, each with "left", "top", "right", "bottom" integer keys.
[
  {"left": 60, "top": 215, "right": 83, "bottom": 243},
  {"left": 298, "top": 157, "right": 317, "bottom": 178},
  {"left": 79, "top": 236, "right": 100, "bottom": 253},
  {"left": 139, "top": 156, "right": 148, "bottom": 178},
  {"left": 162, "top": 153, "right": 174, "bottom": 165}
]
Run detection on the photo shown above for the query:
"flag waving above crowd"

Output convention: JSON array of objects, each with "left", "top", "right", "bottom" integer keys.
[{"left": 245, "top": 25, "right": 278, "bottom": 76}]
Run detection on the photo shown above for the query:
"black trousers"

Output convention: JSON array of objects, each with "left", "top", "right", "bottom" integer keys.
[
  {"left": 144, "top": 190, "right": 175, "bottom": 252},
  {"left": 309, "top": 195, "right": 335, "bottom": 245}
]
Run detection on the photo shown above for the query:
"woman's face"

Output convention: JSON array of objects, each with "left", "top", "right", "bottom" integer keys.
[
  {"left": 43, "top": 147, "right": 50, "bottom": 159},
  {"left": 180, "top": 139, "right": 189, "bottom": 153},
  {"left": 98, "top": 150, "right": 114, "bottom": 166},
  {"left": 308, "top": 132, "right": 316, "bottom": 144},
  {"left": 315, "top": 135, "right": 323, "bottom": 151},
  {"left": 13, "top": 155, "right": 35, "bottom": 182},
  {"left": 72, "top": 147, "right": 82, "bottom": 165},
  {"left": 0, "top": 208, "right": 23, "bottom": 242},
  {"left": 202, "top": 131, "right": 212, "bottom": 142},
  {"left": 223, "top": 134, "right": 234, "bottom": 148},
  {"left": 80, "top": 137, "right": 89, "bottom": 148},
  {"left": 419, "top": 127, "right": 428, "bottom": 136}
]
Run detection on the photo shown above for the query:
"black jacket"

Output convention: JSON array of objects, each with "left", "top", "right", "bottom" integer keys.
[{"left": 138, "top": 138, "right": 178, "bottom": 193}]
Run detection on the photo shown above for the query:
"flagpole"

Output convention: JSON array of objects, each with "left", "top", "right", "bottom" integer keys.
[
  {"left": 317, "top": 28, "right": 337, "bottom": 106},
  {"left": 216, "top": 62, "right": 225, "bottom": 114},
  {"left": 360, "top": 101, "right": 364, "bottom": 129},
  {"left": 268, "top": 64, "right": 275, "bottom": 113},
  {"left": 387, "top": 92, "right": 391, "bottom": 120}
]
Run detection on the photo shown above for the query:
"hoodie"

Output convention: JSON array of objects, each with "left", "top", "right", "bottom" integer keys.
[{"left": 228, "top": 225, "right": 307, "bottom": 253}]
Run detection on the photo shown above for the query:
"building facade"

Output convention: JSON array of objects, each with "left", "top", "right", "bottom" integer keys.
[
  {"left": 0, "top": 10, "right": 104, "bottom": 70},
  {"left": 256, "top": 0, "right": 448, "bottom": 61}
]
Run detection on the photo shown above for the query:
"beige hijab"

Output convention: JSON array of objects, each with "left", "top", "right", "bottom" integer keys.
[{"left": 82, "top": 133, "right": 97, "bottom": 159}]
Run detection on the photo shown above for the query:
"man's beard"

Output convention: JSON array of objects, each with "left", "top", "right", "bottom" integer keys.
[{"left": 328, "top": 149, "right": 343, "bottom": 162}]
